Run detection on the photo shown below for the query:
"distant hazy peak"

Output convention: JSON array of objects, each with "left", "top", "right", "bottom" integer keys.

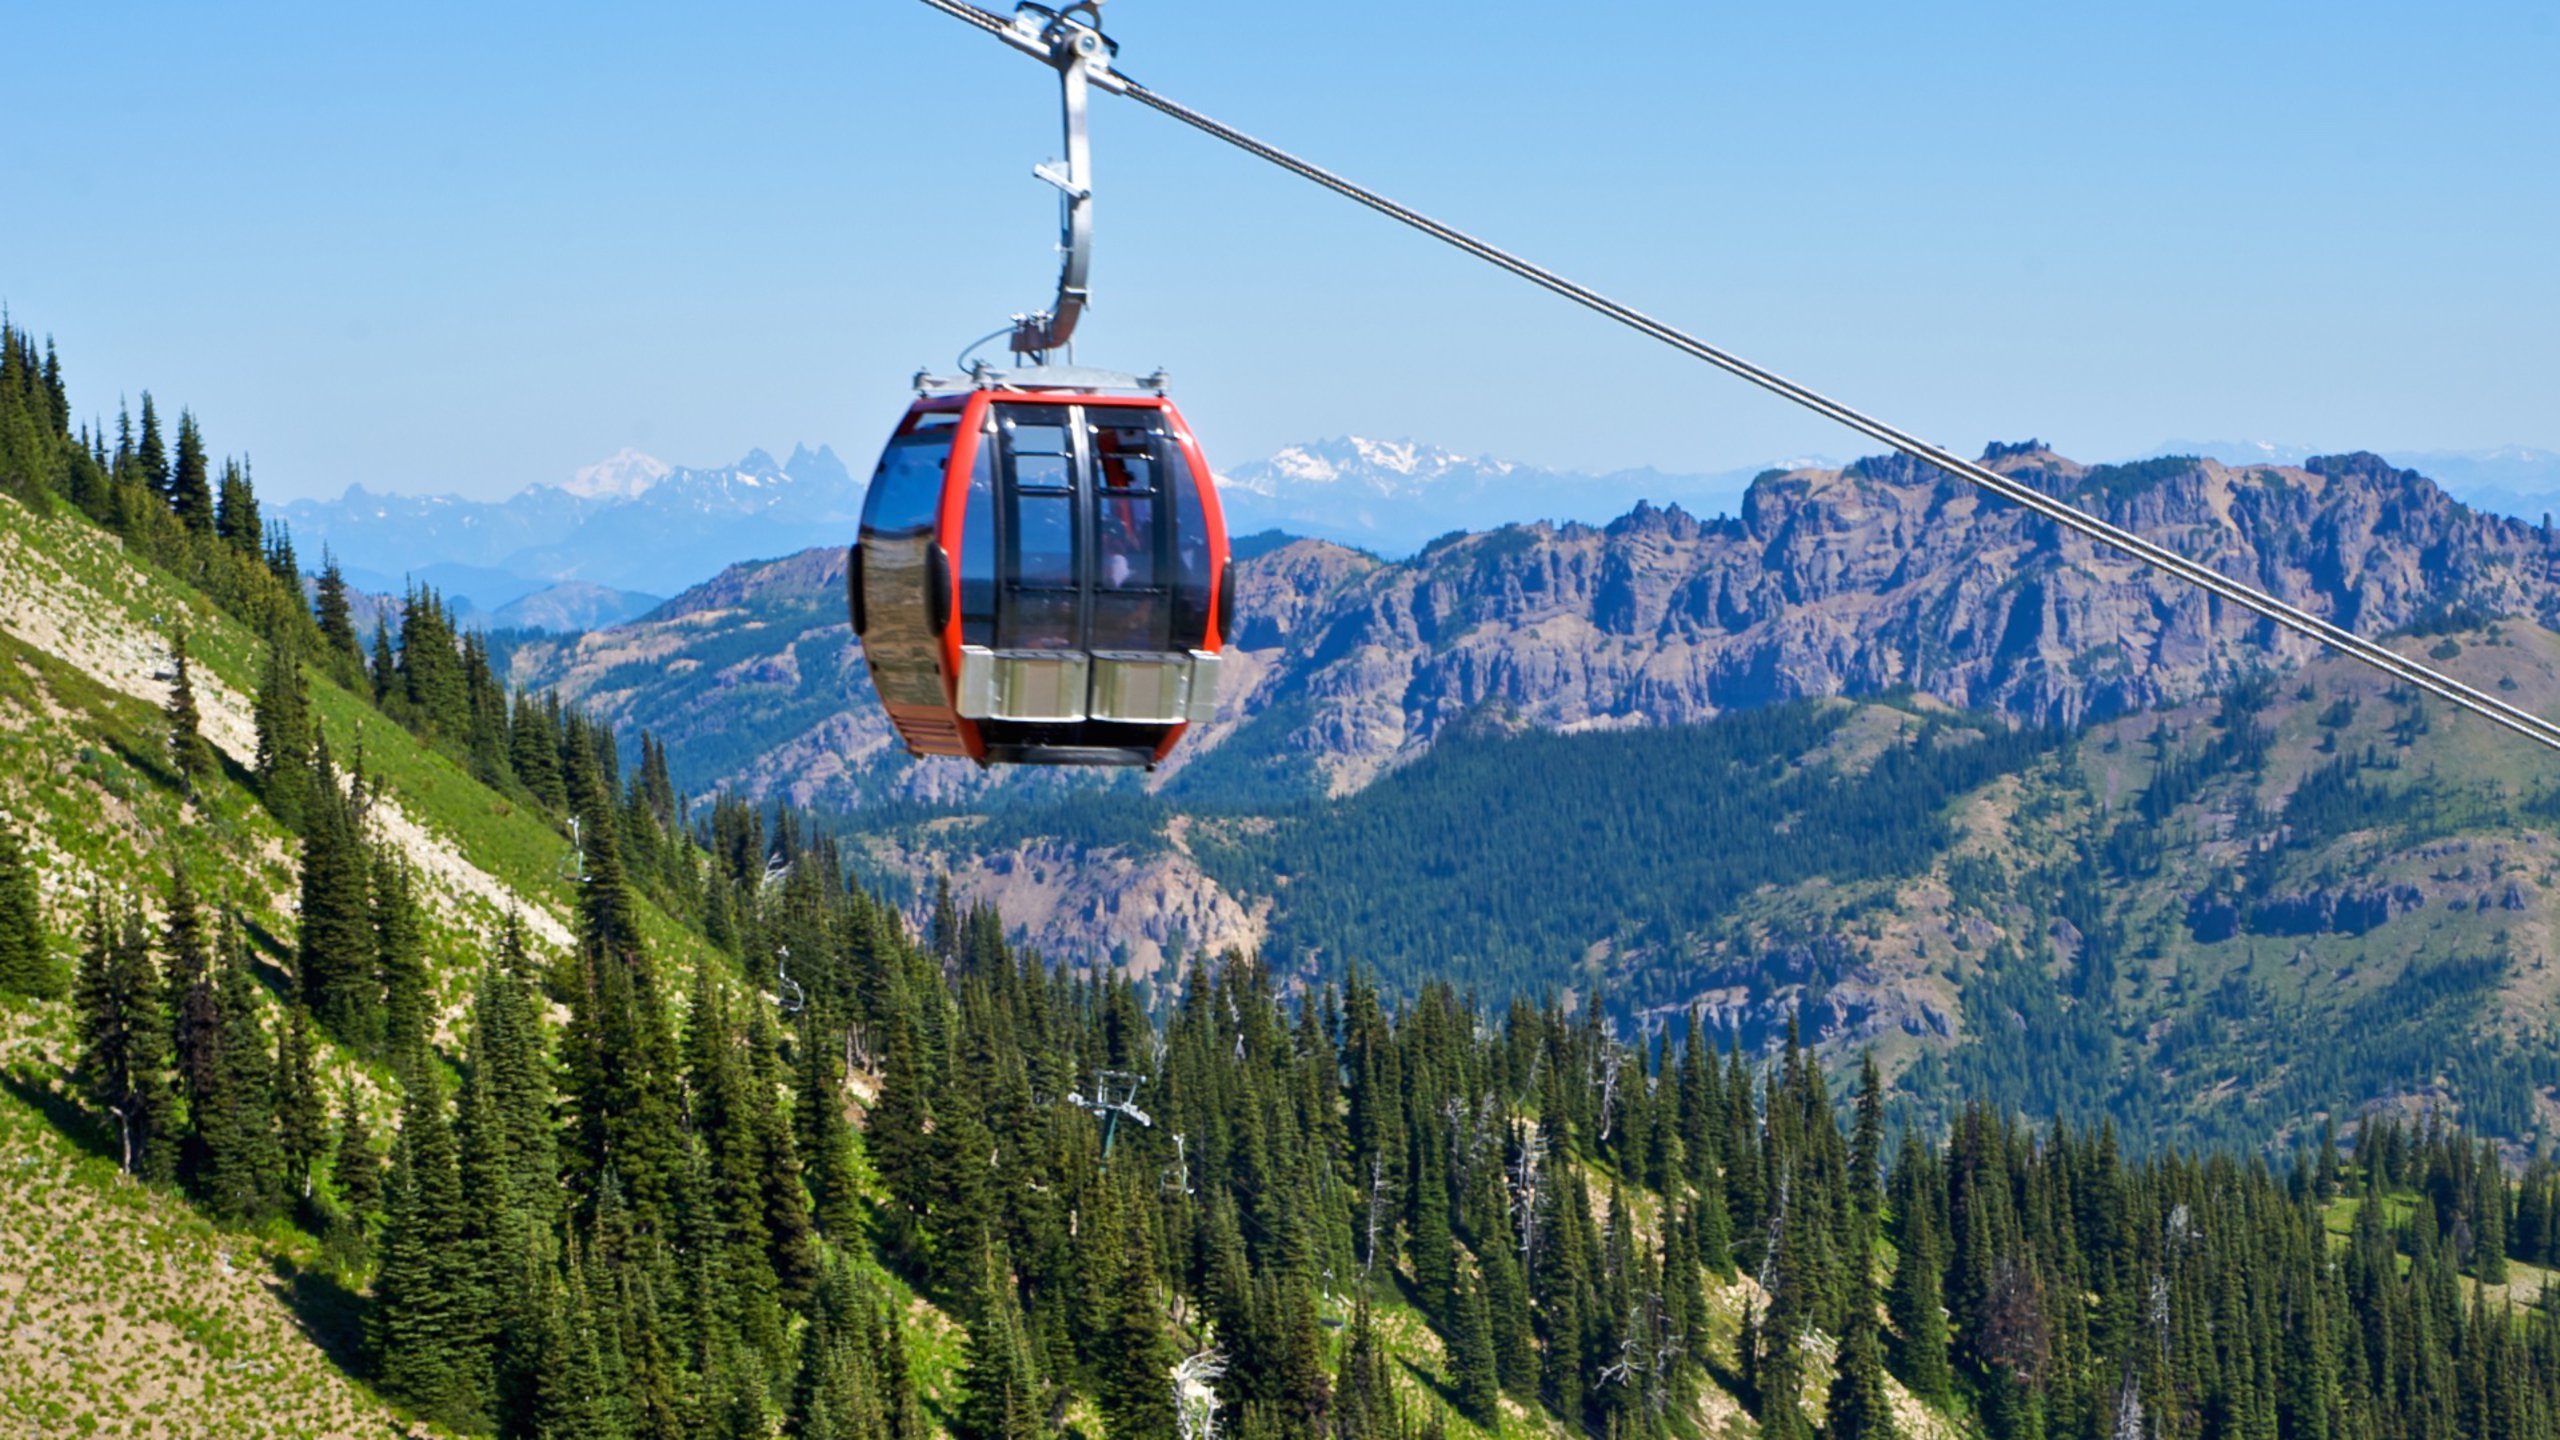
[
  {"left": 562, "top": 447, "right": 671, "bottom": 500},
  {"left": 1236, "top": 436, "right": 1503, "bottom": 492}
]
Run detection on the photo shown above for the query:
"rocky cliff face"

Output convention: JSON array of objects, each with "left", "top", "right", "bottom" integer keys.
[
  {"left": 1197, "top": 445, "right": 2560, "bottom": 794},
  {"left": 514, "top": 445, "right": 2560, "bottom": 807}
]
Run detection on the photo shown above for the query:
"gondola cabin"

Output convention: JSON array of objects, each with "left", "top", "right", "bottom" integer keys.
[{"left": 851, "top": 373, "right": 1233, "bottom": 767}]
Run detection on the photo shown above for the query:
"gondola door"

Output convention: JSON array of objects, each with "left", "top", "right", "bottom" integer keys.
[{"left": 984, "top": 404, "right": 1090, "bottom": 719}]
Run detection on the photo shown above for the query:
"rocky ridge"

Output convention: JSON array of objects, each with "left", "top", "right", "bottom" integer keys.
[{"left": 515, "top": 444, "right": 2560, "bottom": 807}]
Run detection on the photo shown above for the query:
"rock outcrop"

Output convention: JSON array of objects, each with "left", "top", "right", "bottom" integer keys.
[{"left": 516, "top": 446, "right": 2560, "bottom": 807}]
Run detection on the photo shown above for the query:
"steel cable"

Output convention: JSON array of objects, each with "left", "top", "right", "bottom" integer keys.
[{"left": 913, "top": 0, "right": 2560, "bottom": 756}]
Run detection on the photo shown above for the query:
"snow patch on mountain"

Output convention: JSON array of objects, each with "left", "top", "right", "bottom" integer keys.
[{"left": 562, "top": 448, "right": 671, "bottom": 500}]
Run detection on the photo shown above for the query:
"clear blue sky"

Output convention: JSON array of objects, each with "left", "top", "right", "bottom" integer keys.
[{"left": 7, "top": 1, "right": 2555, "bottom": 501}]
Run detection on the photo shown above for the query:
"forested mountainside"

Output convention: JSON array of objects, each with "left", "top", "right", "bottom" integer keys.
[
  {"left": 502, "top": 433, "right": 2560, "bottom": 1156},
  {"left": 12, "top": 319, "right": 2560, "bottom": 1440},
  {"left": 513, "top": 442, "right": 2560, "bottom": 812}
]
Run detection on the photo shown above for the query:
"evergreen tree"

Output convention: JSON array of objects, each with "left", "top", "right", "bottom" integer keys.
[
  {"left": 251, "top": 633, "right": 315, "bottom": 830},
  {"left": 165, "top": 863, "right": 219, "bottom": 1189},
  {"left": 797, "top": 1013, "right": 863, "bottom": 1242},
  {"left": 215, "top": 455, "right": 262, "bottom": 554},
  {"left": 1849, "top": 1053, "right": 1886, "bottom": 1231},
  {"left": 73, "top": 897, "right": 174, "bottom": 1177},
  {"left": 747, "top": 1005, "right": 822, "bottom": 1318},
  {"left": 297, "top": 736, "right": 379, "bottom": 1051},
  {"left": 1334, "top": 1292, "right": 1399, "bottom": 1440},
  {"left": 373, "top": 853, "right": 430, "bottom": 1064},
  {"left": 370, "top": 616, "right": 398, "bottom": 708},
  {"left": 560, "top": 858, "right": 682, "bottom": 1230},
  {"left": 952, "top": 1242, "right": 1043, "bottom": 1440},
  {"left": 1757, "top": 1182, "right": 1817, "bottom": 1440},
  {"left": 0, "top": 819, "right": 62, "bottom": 998},
  {"left": 197, "top": 919, "right": 284, "bottom": 1221},
  {"left": 788, "top": 1257, "right": 892, "bottom": 1440},
  {"left": 1887, "top": 1137, "right": 1951, "bottom": 1404},
  {"left": 170, "top": 409, "right": 214, "bottom": 533},
  {"left": 164, "top": 627, "right": 217, "bottom": 802},
  {"left": 1093, "top": 1188, "right": 1179, "bottom": 1440},
  {"left": 333, "top": 1079, "right": 383, "bottom": 1221},
  {"left": 275, "top": 1002, "right": 326, "bottom": 1202},
  {"left": 1451, "top": 1262, "right": 1503, "bottom": 1427},
  {"left": 1826, "top": 1267, "right": 1898, "bottom": 1440},
  {"left": 373, "top": 1065, "right": 483, "bottom": 1429},
  {"left": 313, "top": 550, "right": 365, "bottom": 684},
  {"left": 136, "top": 392, "right": 168, "bottom": 496}
]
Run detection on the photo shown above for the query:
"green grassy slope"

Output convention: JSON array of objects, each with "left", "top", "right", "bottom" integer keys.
[{"left": 0, "top": 489, "right": 732, "bottom": 1434}]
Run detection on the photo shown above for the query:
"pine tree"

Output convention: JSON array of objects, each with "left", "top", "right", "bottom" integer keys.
[
  {"left": 373, "top": 1066, "right": 483, "bottom": 1429},
  {"left": 170, "top": 409, "right": 214, "bottom": 533},
  {"left": 314, "top": 551, "right": 365, "bottom": 684},
  {"left": 136, "top": 392, "right": 168, "bottom": 495},
  {"left": 953, "top": 1241, "right": 1043, "bottom": 1440},
  {"left": 165, "top": 863, "right": 220, "bottom": 1189},
  {"left": 560, "top": 879, "right": 682, "bottom": 1231},
  {"left": 74, "top": 897, "right": 175, "bottom": 1177},
  {"left": 1334, "top": 1291, "right": 1398, "bottom": 1440},
  {"left": 511, "top": 690, "right": 568, "bottom": 811},
  {"left": 251, "top": 633, "right": 314, "bottom": 830},
  {"left": 1757, "top": 1181, "right": 1818, "bottom": 1440},
  {"left": 298, "top": 736, "right": 379, "bottom": 1051},
  {"left": 0, "top": 819, "right": 62, "bottom": 999},
  {"left": 1093, "top": 1187, "right": 1179, "bottom": 1440},
  {"left": 741, "top": 1005, "right": 821, "bottom": 1322},
  {"left": 164, "top": 627, "right": 217, "bottom": 802},
  {"left": 197, "top": 919, "right": 284, "bottom": 1221},
  {"left": 1850, "top": 1053, "right": 1886, "bottom": 1231},
  {"left": 276, "top": 1003, "right": 326, "bottom": 1202},
  {"left": 1887, "top": 1150, "right": 1952, "bottom": 1405},
  {"left": 215, "top": 455, "right": 261, "bottom": 554},
  {"left": 1452, "top": 1261, "right": 1503, "bottom": 1427},
  {"left": 333, "top": 1079, "right": 383, "bottom": 1220},
  {"left": 1531, "top": 1143, "right": 1589, "bottom": 1423},
  {"left": 370, "top": 616, "right": 398, "bottom": 708},
  {"left": 373, "top": 853, "right": 430, "bottom": 1064},
  {"left": 263, "top": 521, "right": 300, "bottom": 589},
  {"left": 789, "top": 1257, "right": 891, "bottom": 1440},
  {"left": 1826, "top": 1267, "right": 1898, "bottom": 1440},
  {"left": 796, "top": 1013, "right": 863, "bottom": 1241}
]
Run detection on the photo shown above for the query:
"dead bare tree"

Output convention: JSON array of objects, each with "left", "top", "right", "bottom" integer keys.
[
  {"left": 1596, "top": 1046, "right": 1625, "bottom": 1143},
  {"left": 1173, "top": 1348, "right": 1227, "bottom": 1440},
  {"left": 1512, "top": 1121, "right": 1547, "bottom": 1264},
  {"left": 1362, "top": 1156, "right": 1391, "bottom": 1277}
]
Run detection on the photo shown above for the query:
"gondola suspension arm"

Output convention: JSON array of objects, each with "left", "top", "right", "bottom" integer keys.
[
  {"left": 910, "top": 0, "right": 2560, "bottom": 757},
  {"left": 994, "top": 3, "right": 1125, "bottom": 360}
]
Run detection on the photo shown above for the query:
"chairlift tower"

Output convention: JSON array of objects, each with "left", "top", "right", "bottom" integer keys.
[{"left": 1069, "top": 1068, "right": 1152, "bottom": 1158}]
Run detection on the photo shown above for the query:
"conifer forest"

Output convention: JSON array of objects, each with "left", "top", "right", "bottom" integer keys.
[{"left": 15, "top": 283, "right": 2560, "bottom": 1437}]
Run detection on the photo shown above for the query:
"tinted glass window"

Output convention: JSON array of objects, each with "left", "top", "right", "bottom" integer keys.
[
  {"left": 1093, "top": 420, "right": 1159, "bottom": 495},
  {"left": 862, "top": 418, "right": 956, "bottom": 536},
  {"left": 958, "top": 431, "right": 998, "bottom": 646},
  {"left": 1016, "top": 493, "right": 1075, "bottom": 589},
  {"left": 1014, "top": 452, "right": 1073, "bottom": 491},
  {"left": 1167, "top": 441, "right": 1216, "bottom": 643},
  {"left": 1096, "top": 494, "right": 1156, "bottom": 590}
]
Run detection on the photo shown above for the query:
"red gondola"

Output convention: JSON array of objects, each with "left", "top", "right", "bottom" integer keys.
[
  {"left": 851, "top": 370, "right": 1231, "bottom": 767},
  {"left": 854, "top": 4, "right": 1232, "bottom": 765}
]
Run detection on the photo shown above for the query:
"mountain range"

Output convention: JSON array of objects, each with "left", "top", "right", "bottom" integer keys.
[
  {"left": 278, "top": 434, "right": 1798, "bottom": 616},
  {"left": 494, "top": 441, "right": 2560, "bottom": 1149},
  {"left": 282, "top": 427, "right": 2560, "bottom": 634},
  {"left": 277, "top": 443, "right": 864, "bottom": 628},
  {"left": 511, "top": 442, "right": 2560, "bottom": 810},
  {"left": 1217, "top": 435, "right": 1785, "bottom": 553}
]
